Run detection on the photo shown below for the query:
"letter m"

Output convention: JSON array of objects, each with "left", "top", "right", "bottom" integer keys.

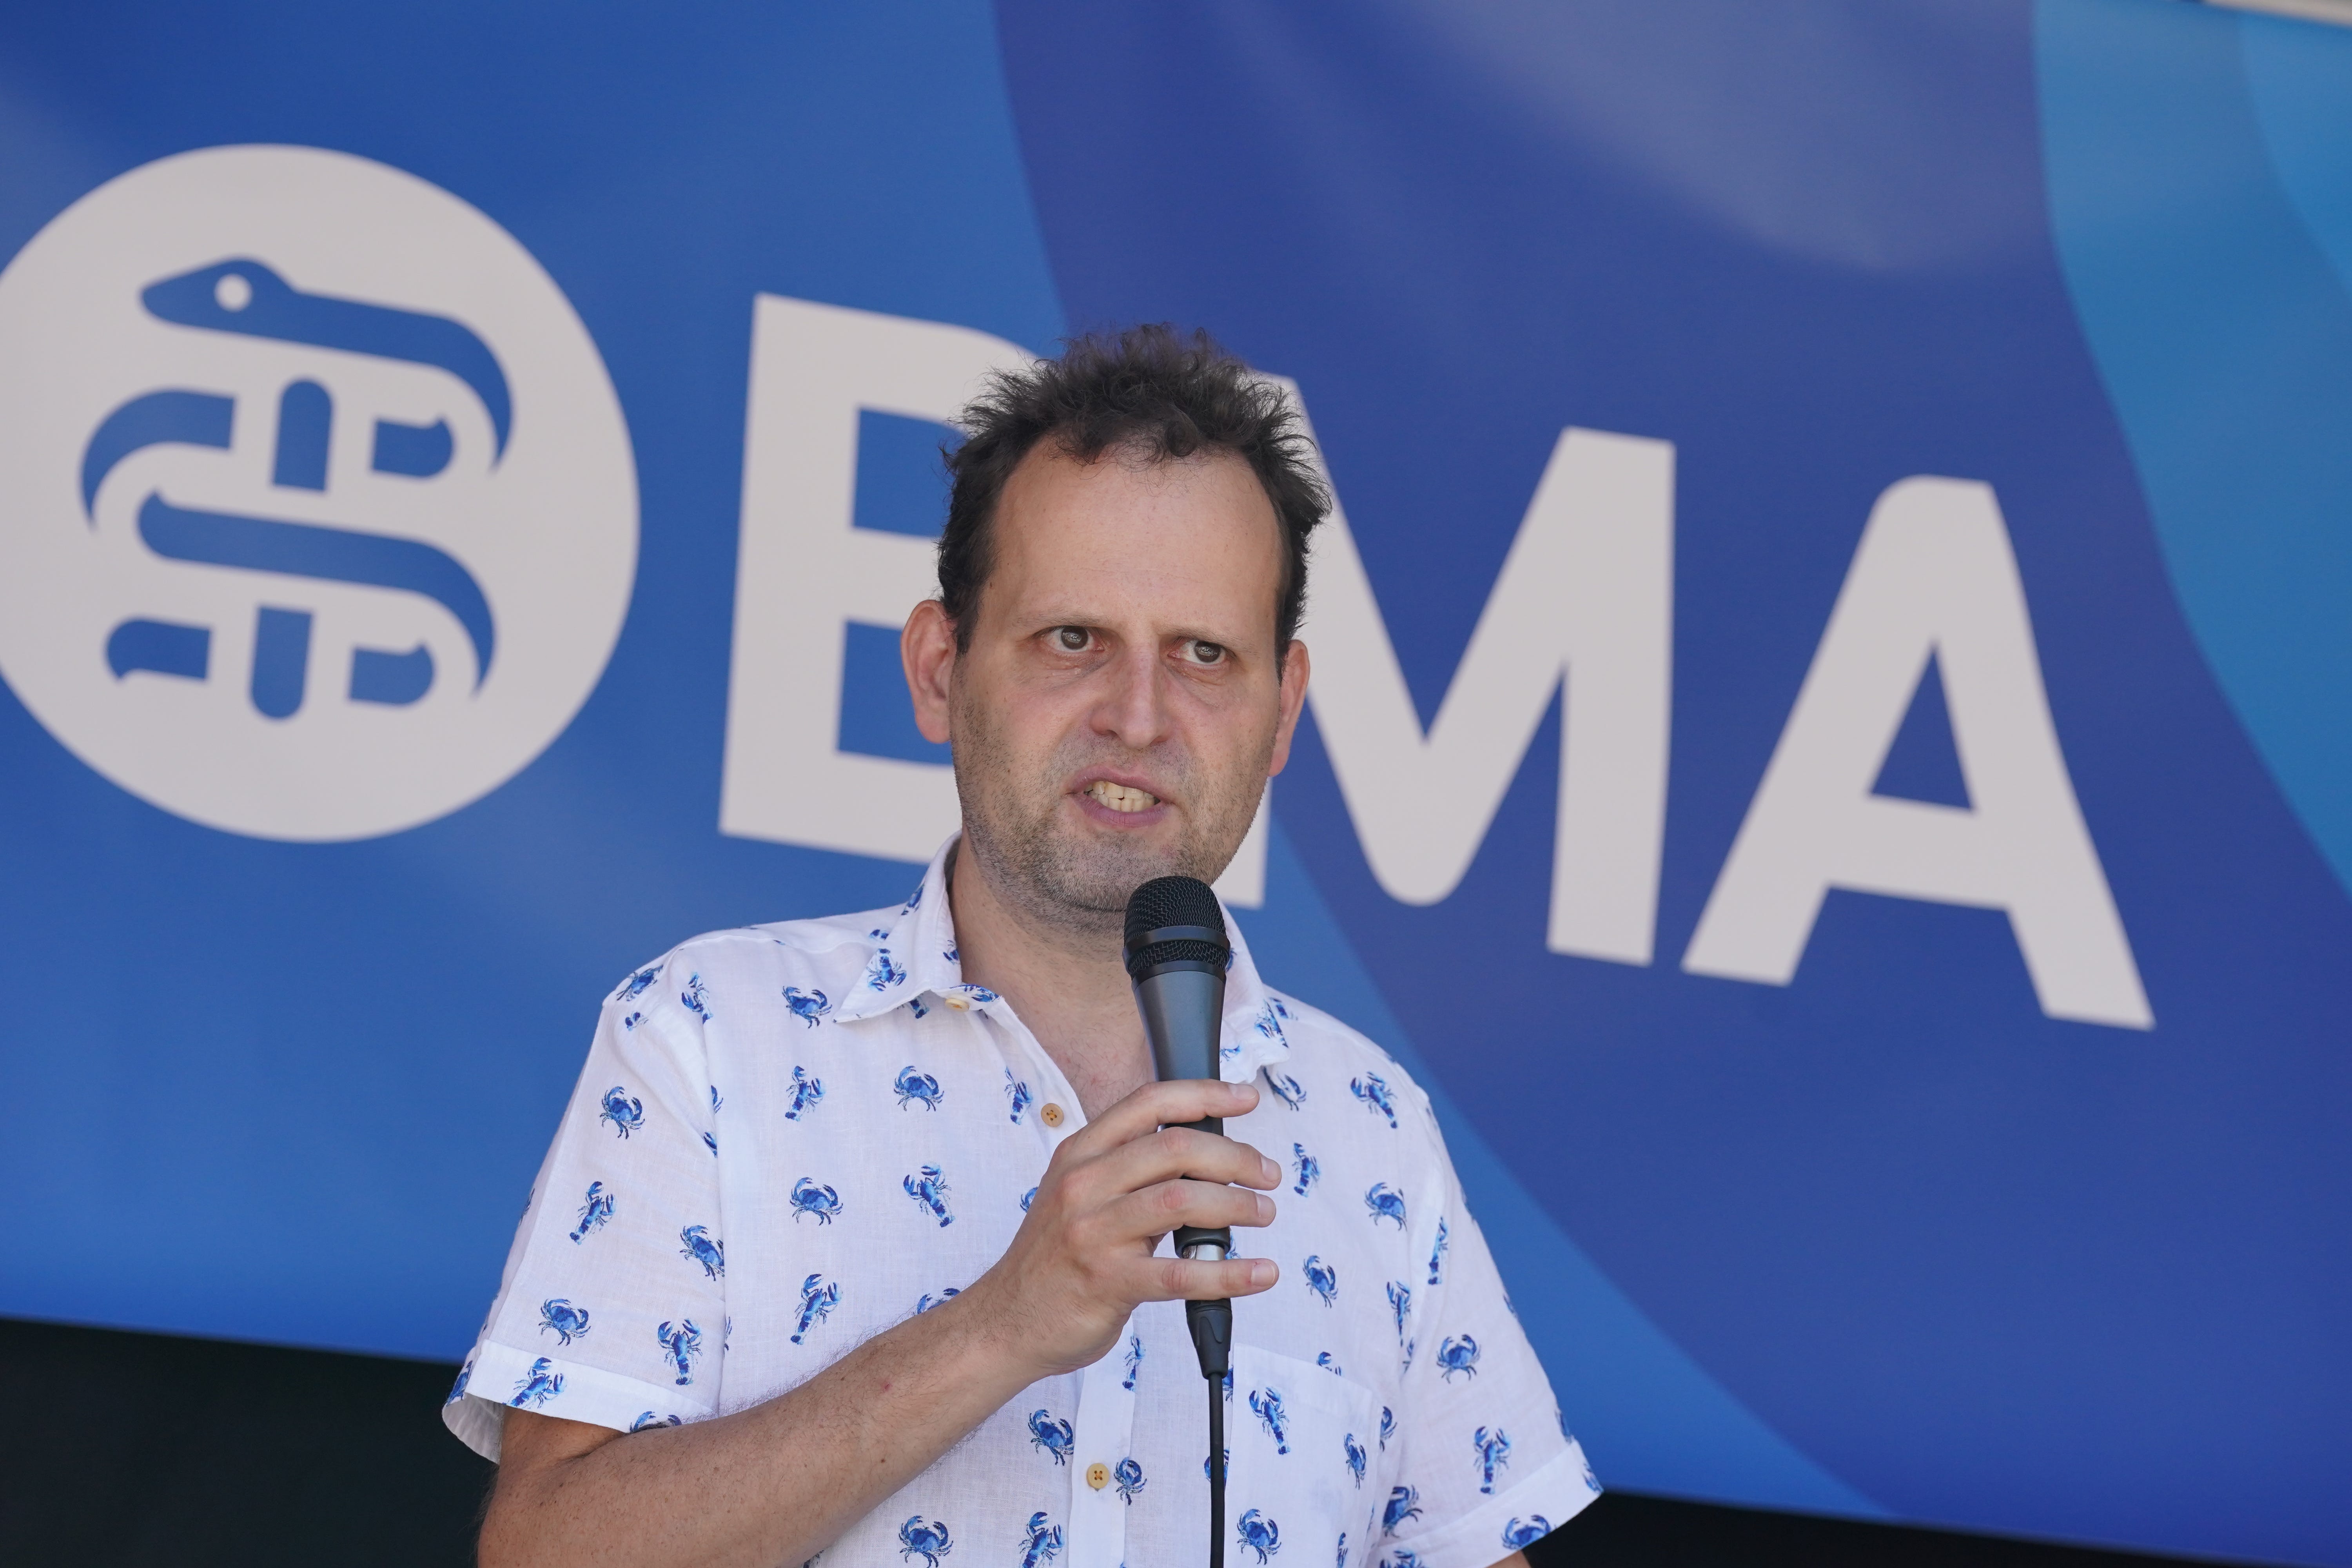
[{"left": 1294, "top": 392, "right": 1673, "bottom": 964}]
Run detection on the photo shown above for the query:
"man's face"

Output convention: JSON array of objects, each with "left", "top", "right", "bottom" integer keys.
[{"left": 907, "top": 443, "right": 1309, "bottom": 931}]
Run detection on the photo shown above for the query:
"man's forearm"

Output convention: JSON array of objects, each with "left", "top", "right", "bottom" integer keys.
[{"left": 479, "top": 1287, "right": 1038, "bottom": 1568}]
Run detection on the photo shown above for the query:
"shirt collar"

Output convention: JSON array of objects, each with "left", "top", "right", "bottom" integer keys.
[{"left": 830, "top": 836, "right": 1296, "bottom": 1081}]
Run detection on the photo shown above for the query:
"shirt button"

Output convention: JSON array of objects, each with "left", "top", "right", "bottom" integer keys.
[
  {"left": 1085, "top": 1461, "right": 1110, "bottom": 1490},
  {"left": 1041, "top": 1102, "right": 1066, "bottom": 1128}
]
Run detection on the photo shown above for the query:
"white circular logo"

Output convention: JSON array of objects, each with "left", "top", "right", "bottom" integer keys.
[{"left": 0, "top": 145, "right": 637, "bottom": 840}]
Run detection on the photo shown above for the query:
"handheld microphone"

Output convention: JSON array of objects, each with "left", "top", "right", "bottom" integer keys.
[{"left": 1124, "top": 874, "right": 1235, "bottom": 1568}]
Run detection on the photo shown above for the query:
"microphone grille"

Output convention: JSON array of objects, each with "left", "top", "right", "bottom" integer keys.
[{"left": 1123, "top": 875, "right": 1229, "bottom": 975}]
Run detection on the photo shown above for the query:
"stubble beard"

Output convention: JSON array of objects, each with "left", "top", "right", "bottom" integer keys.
[{"left": 950, "top": 683, "right": 1270, "bottom": 941}]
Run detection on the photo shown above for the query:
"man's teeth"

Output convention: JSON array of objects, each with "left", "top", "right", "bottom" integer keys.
[{"left": 1086, "top": 780, "right": 1160, "bottom": 813}]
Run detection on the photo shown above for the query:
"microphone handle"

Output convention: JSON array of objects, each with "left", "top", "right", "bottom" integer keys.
[
  {"left": 1171, "top": 1113, "right": 1234, "bottom": 1264},
  {"left": 1172, "top": 1112, "right": 1235, "bottom": 1386}
]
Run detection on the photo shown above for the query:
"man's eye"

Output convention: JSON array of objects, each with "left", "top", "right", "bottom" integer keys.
[
  {"left": 1188, "top": 641, "right": 1226, "bottom": 666},
  {"left": 1054, "top": 627, "right": 1089, "bottom": 652}
]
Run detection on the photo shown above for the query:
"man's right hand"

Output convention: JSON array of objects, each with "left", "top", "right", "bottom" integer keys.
[{"left": 956, "top": 1076, "right": 1280, "bottom": 1382}]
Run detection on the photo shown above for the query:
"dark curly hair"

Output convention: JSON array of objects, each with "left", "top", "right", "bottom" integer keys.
[{"left": 938, "top": 325, "right": 1328, "bottom": 655}]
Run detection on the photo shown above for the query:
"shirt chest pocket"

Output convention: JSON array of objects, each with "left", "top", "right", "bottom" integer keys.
[{"left": 1228, "top": 1345, "right": 1383, "bottom": 1566}]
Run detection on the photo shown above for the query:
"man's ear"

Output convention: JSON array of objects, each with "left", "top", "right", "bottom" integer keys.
[
  {"left": 1267, "top": 638, "right": 1311, "bottom": 777},
  {"left": 902, "top": 599, "right": 958, "bottom": 746}
]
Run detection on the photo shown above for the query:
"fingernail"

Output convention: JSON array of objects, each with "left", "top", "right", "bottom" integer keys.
[
  {"left": 1256, "top": 1194, "right": 1274, "bottom": 1221},
  {"left": 1250, "top": 1259, "right": 1276, "bottom": 1287},
  {"left": 1260, "top": 1156, "right": 1279, "bottom": 1184}
]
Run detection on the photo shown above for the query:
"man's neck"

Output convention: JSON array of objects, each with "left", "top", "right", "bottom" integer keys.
[{"left": 946, "top": 840, "right": 1155, "bottom": 1121}]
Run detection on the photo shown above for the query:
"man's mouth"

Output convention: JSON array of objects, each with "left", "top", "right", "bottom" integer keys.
[{"left": 1083, "top": 780, "right": 1161, "bottom": 814}]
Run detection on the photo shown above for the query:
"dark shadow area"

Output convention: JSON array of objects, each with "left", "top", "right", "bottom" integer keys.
[{"left": 0, "top": 1315, "right": 2236, "bottom": 1567}]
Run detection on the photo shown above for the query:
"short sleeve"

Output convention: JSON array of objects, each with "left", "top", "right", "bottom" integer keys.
[
  {"left": 443, "top": 967, "right": 729, "bottom": 1460},
  {"left": 1378, "top": 1092, "right": 1601, "bottom": 1564}
]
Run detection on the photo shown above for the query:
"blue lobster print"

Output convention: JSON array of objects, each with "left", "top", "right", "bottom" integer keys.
[
  {"left": 1428, "top": 1216, "right": 1448, "bottom": 1285},
  {"left": 1365, "top": 1183, "right": 1408, "bottom": 1229},
  {"left": 1501, "top": 1517, "right": 1551, "bottom": 1551},
  {"left": 679, "top": 1225, "right": 726, "bottom": 1279},
  {"left": 1436, "top": 1334, "right": 1480, "bottom": 1382},
  {"left": 445, "top": 1361, "right": 471, "bottom": 1405},
  {"left": 613, "top": 964, "right": 661, "bottom": 1002},
  {"left": 702, "top": 1130, "right": 719, "bottom": 1158},
  {"left": 1350, "top": 1074, "right": 1397, "bottom": 1129},
  {"left": 791, "top": 1273, "right": 838, "bottom": 1345},
  {"left": 897, "top": 1514, "right": 952, "bottom": 1566},
  {"left": 1122, "top": 1332, "right": 1144, "bottom": 1390},
  {"left": 1379, "top": 1553, "right": 1422, "bottom": 1568},
  {"left": 1114, "top": 1456, "right": 1146, "bottom": 1503},
  {"left": 1381, "top": 1485, "right": 1421, "bottom": 1536},
  {"left": 509, "top": 1357, "right": 563, "bottom": 1408},
  {"left": 904, "top": 878, "right": 924, "bottom": 909},
  {"left": 1318, "top": 1351, "right": 1344, "bottom": 1376},
  {"left": 895, "top": 1066, "right": 944, "bottom": 1111},
  {"left": 785, "top": 1064, "right": 824, "bottom": 1120},
  {"left": 915, "top": 1288, "right": 960, "bottom": 1313},
  {"left": 1236, "top": 1508, "right": 1282, "bottom": 1564},
  {"left": 680, "top": 973, "right": 711, "bottom": 1020},
  {"left": 1386, "top": 1281, "right": 1412, "bottom": 1343},
  {"left": 1292, "top": 1143, "right": 1320, "bottom": 1196},
  {"left": 538, "top": 1298, "right": 591, "bottom": 1345},
  {"left": 789, "top": 1177, "right": 843, "bottom": 1224},
  {"left": 1017, "top": 1510, "right": 1063, "bottom": 1568},
  {"left": 863, "top": 950, "right": 906, "bottom": 991},
  {"left": 1249, "top": 1386, "right": 1290, "bottom": 1454},
  {"left": 1005, "top": 1069, "right": 1033, "bottom": 1124},
  {"left": 629, "top": 1410, "right": 682, "bottom": 1432},
  {"left": 1473, "top": 1426, "right": 1512, "bottom": 1495},
  {"left": 948, "top": 983, "right": 998, "bottom": 1007},
  {"left": 1262, "top": 1068, "right": 1306, "bottom": 1109},
  {"left": 599, "top": 1086, "right": 644, "bottom": 1138},
  {"left": 709, "top": 1084, "right": 723, "bottom": 1114},
  {"left": 1204, "top": 1447, "right": 1231, "bottom": 1479},
  {"left": 1304, "top": 1254, "right": 1338, "bottom": 1307},
  {"left": 904, "top": 1165, "right": 954, "bottom": 1226},
  {"left": 1020, "top": 1185, "right": 1038, "bottom": 1213},
  {"left": 783, "top": 986, "right": 831, "bottom": 1027},
  {"left": 1027, "top": 1408, "right": 1075, "bottom": 1465},
  {"left": 1253, "top": 1000, "right": 1289, "bottom": 1049},
  {"left": 570, "top": 1181, "right": 615, "bottom": 1242},
  {"left": 1344, "top": 1432, "right": 1368, "bottom": 1488},
  {"left": 1379, "top": 1406, "right": 1396, "bottom": 1451},
  {"left": 1336, "top": 1532, "right": 1348, "bottom": 1568},
  {"left": 655, "top": 1319, "right": 702, "bottom": 1385}
]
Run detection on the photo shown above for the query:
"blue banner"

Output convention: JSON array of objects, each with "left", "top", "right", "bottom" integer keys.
[{"left": 5, "top": 2, "right": 2351, "bottom": 1561}]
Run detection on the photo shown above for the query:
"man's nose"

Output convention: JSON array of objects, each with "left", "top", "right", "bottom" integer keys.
[{"left": 1091, "top": 643, "right": 1174, "bottom": 750}]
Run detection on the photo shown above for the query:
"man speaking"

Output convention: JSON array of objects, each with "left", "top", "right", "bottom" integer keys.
[{"left": 447, "top": 328, "right": 1598, "bottom": 1568}]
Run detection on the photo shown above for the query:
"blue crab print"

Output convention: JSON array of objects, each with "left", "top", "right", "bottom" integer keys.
[
  {"left": 509, "top": 1357, "right": 563, "bottom": 1408},
  {"left": 904, "top": 879, "right": 924, "bottom": 909},
  {"left": 539, "top": 1298, "right": 592, "bottom": 1345},
  {"left": 1203, "top": 1447, "right": 1231, "bottom": 1479},
  {"left": 1428, "top": 1217, "right": 1448, "bottom": 1285},
  {"left": 1318, "top": 1352, "right": 1344, "bottom": 1376},
  {"left": 904, "top": 1165, "right": 954, "bottom": 1226},
  {"left": 655, "top": 1319, "right": 702, "bottom": 1385},
  {"left": 598, "top": 1086, "right": 644, "bottom": 1138},
  {"left": 1343, "top": 1432, "right": 1368, "bottom": 1488},
  {"left": 784, "top": 987, "right": 831, "bottom": 1027},
  {"left": 895, "top": 1066, "right": 944, "bottom": 1111},
  {"left": 621, "top": 1011, "right": 642, "bottom": 1031},
  {"left": 1350, "top": 1074, "right": 1397, "bottom": 1129},
  {"left": 898, "top": 1514, "right": 952, "bottom": 1567},
  {"left": 1381, "top": 1485, "right": 1421, "bottom": 1536},
  {"left": 1379, "top": 1553, "right": 1422, "bottom": 1568},
  {"left": 1263, "top": 1067, "right": 1306, "bottom": 1109},
  {"left": 785, "top": 1065, "right": 824, "bottom": 1121},
  {"left": 907, "top": 995, "right": 929, "bottom": 1020},
  {"left": 613, "top": 964, "right": 661, "bottom": 1002},
  {"left": 1122, "top": 1332, "right": 1144, "bottom": 1390},
  {"left": 446, "top": 1361, "right": 472, "bottom": 1405},
  {"left": 1401, "top": 1337, "right": 1417, "bottom": 1374},
  {"left": 791, "top": 1273, "right": 838, "bottom": 1344},
  {"left": 629, "top": 1410, "right": 682, "bottom": 1432},
  {"left": 1379, "top": 1406, "right": 1396, "bottom": 1450},
  {"left": 1292, "top": 1143, "right": 1319, "bottom": 1196},
  {"left": 1583, "top": 1452, "right": 1602, "bottom": 1493},
  {"left": 1027, "top": 1408, "right": 1074, "bottom": 1465},
  {"left": 1114, "top": 1456, "right": 1146, "bottom": 1503},
  {"left": 680, "top": 973, "right": 711, "bottom": 1021},
  {"left": 702, "top": 1130, "right": 719, "bottom": 1157},
  {"left": 679, "top": 1225, "right": 726, "bottom": 1280},
  {"left": 915, "top": 1288, "right": 960, "bottom": 1313},
  {"left": 1020, "top": 1185, "right": 1038, "bottom": 1213},
  {"left": 1385, "top": 1281, "right": 1412, "bottom": 1342},
  {"left": 1223, "top": 1367, "right": 1235, "bottom": 1403},
  {"left": 1303, "top": 1254, "right": 1338, "bottom": 1307},
  {"left": 1249, "top": 1386, "right": 1290, "bottom": 1454},
  {"left": 1253, "top": 1000, "right": 1289, "bottom": 1049},
  {"left": 1365, "top": 1183, "right": 1407, "bottom": 1230},
  {"left": 569, "top": 1181, "right": 615, "bottom": 1243},
  {"left": 948, "top": 983, "right": 998, "bottom": 1007},
  {"left": 1336, "top": 1533, "right": 1348, "bottom": 1568},
  {"left": 1236, "top": 1508, "right": 1282, "bottom": 1564},
  {"left": 1473, "top": 1426, "right": 1512, "bottom": 1495},
  {"left": 863, "top": 950, "right": 906, "bottom": 992},
  {"left": 1501, "top": 1517, "right": 1551, "bottom": 1551},
  {"left": 1005, "top": 1070, "right": 1033, "bottom": 1124},
  {"left": 1436, "top": 1333, "right": 1480, "bottom": 1382},
  {"left": 942, "top": 943, "right": 957, "bottom": 963},
  {"left": 789, "top": 1177, "right": 843, "bottom": 1224},
  {"left": 710, "top": 1084, "right": 723, "bottom": 1114},
  {"left": 1018, "top": 1511, "right": 1063, "bottom": 1568}
]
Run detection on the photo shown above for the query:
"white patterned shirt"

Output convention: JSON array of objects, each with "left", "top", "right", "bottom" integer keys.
[{"left": 445, "top": 839, "right": 1600, "bottom": 1568}]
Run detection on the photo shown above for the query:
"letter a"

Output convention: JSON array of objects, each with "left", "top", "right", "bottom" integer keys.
[{"left": 1682, "top": 477, "right": 2151, "bottom": 1028}]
